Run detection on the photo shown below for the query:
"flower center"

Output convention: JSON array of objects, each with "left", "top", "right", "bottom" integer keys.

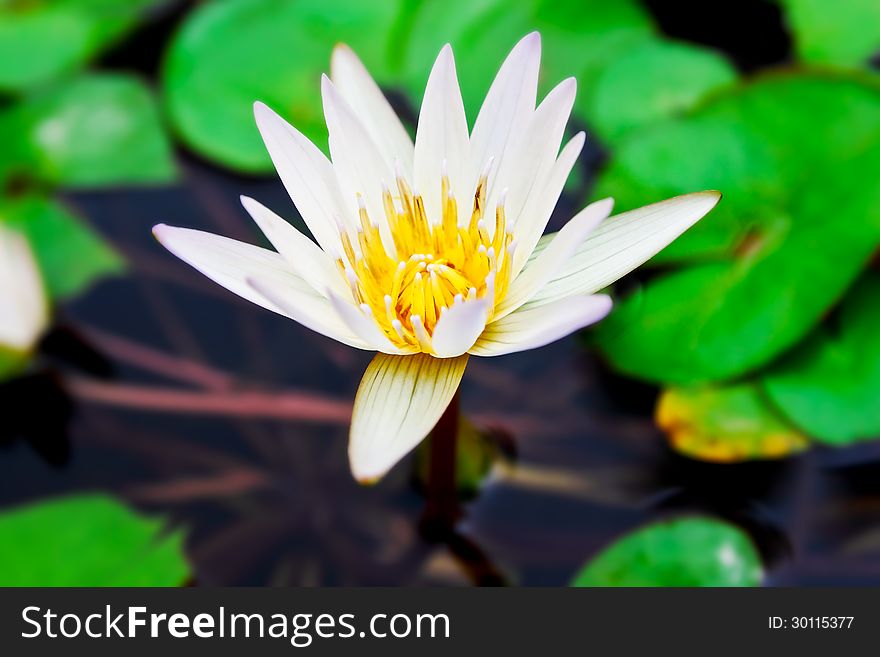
[{"left": 335, "top": 164, "right": 516, "bottom": 353}]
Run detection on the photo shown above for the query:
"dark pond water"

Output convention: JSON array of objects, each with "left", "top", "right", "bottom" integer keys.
[{"left": 2, "top": 0, "right": 880, "bottom": 586}]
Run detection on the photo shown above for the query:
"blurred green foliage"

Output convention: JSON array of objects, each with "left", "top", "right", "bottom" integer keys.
[
  {"left": 779, "top": 0, "right": 880, "bottom": 66},
  {"left": 571, "top": 516, "right": 763, "bottom": 587},
  {"left": 0, "top": 0, "right": 167, "bottom": 92},
  {"left": 0, "top": 494, "right": 188, "bottom": 586}
]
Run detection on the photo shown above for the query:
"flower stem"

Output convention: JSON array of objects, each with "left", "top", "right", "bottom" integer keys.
[{"left": 419, "top": 390, "right": 462, "bottom": 541}]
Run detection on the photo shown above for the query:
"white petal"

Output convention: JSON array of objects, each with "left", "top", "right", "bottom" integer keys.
[
  {"left": 326, "top": 290, "right": 409, "bottom": 355},
  {"left": 526, "top": 192, "right": 722, "bottom": 307},
  {"left": 331, "top": 44, "right": 414, "bottom": 178},
  {"left": 247, "top": 276, "right": 368, "bottom": 349},
  {"left": 349, "top": 352, "right": 468, "bottom": 482},
  {"left": 470, "top": 32, "right": 540, "bottom": 194},
  {"left": 322, "top": 75, "right": 396, "bottom": 252},
  {"left": 253, "top": 102, "right": 346, "bottom": 255},
  {"left": 470, "top": 295, "right": 612, "bottom": 357},
  {"left": 494, "top": 78, "right": 577, "bottom": 235},
  {"left": 0, "top": 225, "right": 48, "bottom": 351},
  {"left": 431, "top": 297, "right": 489, "bottom": 357},
  {"left": 413, "top": 44, "right": 471, "bottom": 225},
  {"left": 240, "top": 196, "right": 351, "bottom": 300},
  {"left": 494, "top": 198, "right": 613, "bottom": 321},
  {"left": 510, "top": 130, "right": 585, "bottom": 277},
  {"left": 153, "top": 224, "right": 366, "bottom": 348}
]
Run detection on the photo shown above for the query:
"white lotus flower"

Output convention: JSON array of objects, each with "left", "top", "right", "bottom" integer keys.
[
  {"left": 0, "top": 224, "right": 48, "bottom": 356},
  {"left": 153, "top": 33, "right": 720, "bottom": 482}
]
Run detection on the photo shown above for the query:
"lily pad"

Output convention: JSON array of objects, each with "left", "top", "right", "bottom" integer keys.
[
  {"left": 656, "top": 384, "right": 809, "bottom": 462},
  {"left": 593, "top": 73, "right": 880, "bottom": 383},
  {"left": 0, "top": 0, "right": 166, "bottom": 93},
  {"left": 571, "top": 516, "right": 763, "bottom": 587},
  {"left": 0, "top": 73, "right": 175, "bottom": 188},
  {"left": 0, "top": 493, "right": 188, "bottom": 586},
  {"left": 0, "top": 195, "right": 123, "bottom": 300},
  {"left": 162, "top": 0, "right": 405, "bottom": 172},
  {"left": 401, "top": 0, "right": 654, "bottom": 118},
  {"left": 763, "top": 274, "right": 880, "bottom": 445},
  {"left": 780, "top": 0, "right": 880, "bottom": 67},
  {"left": 581, "top": 38, "right": 736, "bottom": 143}
]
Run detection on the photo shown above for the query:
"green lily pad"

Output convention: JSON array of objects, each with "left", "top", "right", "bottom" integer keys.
[
  {"left": 763, "top": 274, "right": 880, "bottom": 445},
  {"left": 571, "top": 516, "right": 763, "bottom": 587},
  {"left": 0, "top": 74, "right": 176, "bottom": 188},
  {"left": 0, "top": 0, "right": 166, "bottom": 93},
  {"left": 401, "top": 0, "right": 653, "bottom": 118},
  {"left": 657, "top": 383, "right": 809, "bottom": 462},
  {"left": 0, "top": 195, "right": 123, "bottom": 300},
  {"left": 780, "top": 0, "right": 880, "bottom": 67},
  {"left": 580, "top": 38, "right": 736, "bottom": 143},
  {"left": 593, "top": 73, "right": 880, "bottom": 383},
  {"left": 162, "top": 0, "right": 406, "bottom": 172},
  {"left": 0, "top": 493, "right": 189, "bottom": 586}
]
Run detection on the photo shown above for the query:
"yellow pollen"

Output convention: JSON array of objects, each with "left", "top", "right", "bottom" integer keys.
[{"left": 337, "top": 169, "right": 514, "bottom": 353}]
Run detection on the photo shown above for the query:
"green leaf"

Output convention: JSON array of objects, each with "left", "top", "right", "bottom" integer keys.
[
  {"left": 571, "top": 516, "right": 763, "bottom": 587},
  {"left": 593, "top": 73, "right": 880, "bottom": 383},
  {"left": 162, "top": 0, "right": 406, "bottom": 172},
  {"left": 0, "top": 493, "right": 189, "bottom": 586},
  {"left": 763, "top": 274, "right": 880, "bottom": 445},
  {"left": 401, "top": 0, "right": 654, "bottom": 119},
  {"left": 0, "top": 195, "right": 123, "bottom": 300},
  {"left": 657, "top": 383, "right": 809, "bottom": 462},
  {"left": 0, "top": 0, "right": 167, "bottom": 93},
  {"left": 780, "top": 0, "right": 880, "bottom": 67},
  {"left": 0, "top": 74, "right": 176, "bottom": 188},
  {"left": 580, "top": 38, "right": 736, "bottom": 143}
]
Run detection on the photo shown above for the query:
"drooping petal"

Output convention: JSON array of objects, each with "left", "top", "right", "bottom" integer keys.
[
  {"left": 327, "top": 290, "right": 410, "bottom": 355},
  {"left": 322, "top": 75, "right": 396, "bottom": 251},
  {"left": 413, "top": 44, "right": 471, "bottom": 225},
  {"left": 253, "top": 102, "right": 347, "bottom": 255},
  {"left": 525, "top": 192, "right": 722, "bottom": 307},
  {"left": 240, "top": 195, "right": 351, "bottom": 300},
  {"left": 431, "top": 297, "right": 489, "bottom": 357},
  {"left": 509, "top": 131, "right": 585, "bottom": 277},
  {"left": 494, "top": 77, "right": 577, "bottom": 235},
  {"left": 494, "top": 198, "right": 613, "bottom": 321},
  {"left": 331, "top": 44, "right": 414, "bottom": 177},
  {"left": 153, "top": 224, "right": 366, "bottom": 348},
  {"left": 349, "top": 352, "right": 468, "bottom": 482},
  {"left": 0, "top": 225, "right": 48, "bottom": 352},
  {"left": 470, "top": 32, "right": 540, "bottom": 194},
  {"left": 471, "top": 295, "right": 612, "bottom": 357}
]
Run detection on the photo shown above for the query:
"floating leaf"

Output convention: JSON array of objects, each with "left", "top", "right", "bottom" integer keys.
[
  {"left": 657, "top": 384, "right": 809, "bottom": 462},
  {"left": 594, "top": 74, "right": 880, "bottom": 383},
  {"left": 0, "top": 195, "right": 123, "bottom": 300},
  {"left": 0, "top": 74, "right": 176, "bottom": 188},
  {"left": 580, "top": 38, "right": 736, "bottom": 143},
  {"left": 162, "top": 0, "right": 405, "bottom": 172},
  {"left": 0, "top": 0, "right": 166, "bottom": 93},
  {"left": 0, "top": 494, "right": 188, "bottom": 586},
  {"left": 402, "top": 0, "right": 653, "bottom": 118},
  {"left": 763, "top": 274, "right": 880, "bottom": 445},
  {"left": 571, "top": 516, "right": 763, "bottom": 587},
  {"left": 780, "top": 0, "right": 880, "bottom": 67}
]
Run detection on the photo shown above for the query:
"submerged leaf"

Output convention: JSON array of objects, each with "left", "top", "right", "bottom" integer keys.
[
  {"left": 763, "top": 274, "right": 880, "bottom": 445},
  {"left": 0, "top": 494, "right": 189, "bottom": 586},
  {"left": 0, "top": 195, "right": 123, "bottom": 300},
  {"left": 571, "top": 516, "right": 763, "bottom": 587},
  {"left": 0, "top": 74, "right": 176, "bottom": 188},
  {"left": 656, "top": 384, "right": 809, "bottom": 462}
]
